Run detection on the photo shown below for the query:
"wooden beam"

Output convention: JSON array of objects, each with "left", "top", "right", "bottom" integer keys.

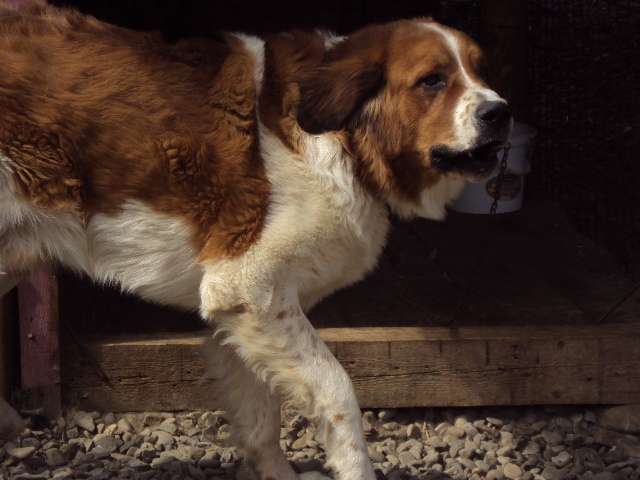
[
  {"left": 18, "top": 271, "right": 61, "bottom": 418},
  {"left": 61, "top": 324, "right": 640, "bottom": 412},
  {"left": 0, "top": 290, "right": 16, "bottom": 401}
]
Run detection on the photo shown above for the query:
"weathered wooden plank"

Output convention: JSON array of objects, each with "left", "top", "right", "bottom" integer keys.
[
  {"left": 0, "top": 290, "right": 15, "bottom": 400},
  {"left": 61, "top": 325, "right": 640, "bottom": 411},
  {"left": 18, "top": 271, "right": 62, "bottom": 418}
]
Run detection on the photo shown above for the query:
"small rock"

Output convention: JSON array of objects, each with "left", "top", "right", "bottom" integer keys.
[
  {"left": 475, "top": 460, "right": 490, "bottom": 473},
  {"left": 154, "top": 430, "right": 175, "bottom": 447},
  {"left": 407, "top": 424, "right": 421, "bottom": 440},
  {"left": 151, "top": 455, "right": 175, "bottom": 469},
  {"left": 398, "top": 451, "right": 418, "bottom": 466},
  {"left": 45, "top": 448, "right": 69, "bottom": 467},
  {"left": 487, "top": 470, "right": 505, "bottom": 480},
  {"left": 368, "top": 446, "right": 386, "bottom": 463},
  {"left": 487, "top": 417, "right": 504, "bottom": 427},
  {"left": 378, "top": 409, "right": 397, "bottom": 421},
  {"left": 199, "top": 450, "right": 221, "bottom": 469},
  {"left": 503, "top": 463, "right": 522, "bottom": 480},
  {"left": 522, "top": 441, "right": 541, "bottom": 455},
  {"left": 584, "top": 410, "right": 597, "bottom": 423},
  {"left": 543, "top": 430, "right": 564, "bottom": 446},
  {"left": 446, "top": 426, "right": 465, "bottom": 438},
  {"left": 156, "top": 422, "right": 178, "bottom": 435},
  {"left": 292, "top": 432, "right": 314, "bottom": 450},
  {"left": 553, "top": 451, "right": 572, "bottom": 468},
  {"left": 497, "top": 446, "right": 513, "bottom": 457},
  {"left": 6, "top": 446, "right": 37, "bottom": 460},
  {"left": 95, "top": 436, "right": 119, "bottom": 452},
  {"left": 73, "top": 412, "right": 96, "bottom": 433},
  {"left": 542, "top": 465, "right": 564, "bottom": 480},
  {"left": 362, "top": 416, "right": 374, "bottom": 434},
  {"left": 530, "top": 421, "right": 547, "bottom": 433},
  {"left": 187, "top": 463, "right": 207, "bottom": 480}
]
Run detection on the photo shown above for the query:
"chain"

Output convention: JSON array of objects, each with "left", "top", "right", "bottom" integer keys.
[
  {"left": 489, "top": 142, "right": 511, "bottom": 215},
  {"left": 441, "top": 142, "right": 512, "bottom": 326}
]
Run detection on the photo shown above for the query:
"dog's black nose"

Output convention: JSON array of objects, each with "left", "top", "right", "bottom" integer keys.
[{"left": 476, "top": 101, "right": 512, "bottom": 130}]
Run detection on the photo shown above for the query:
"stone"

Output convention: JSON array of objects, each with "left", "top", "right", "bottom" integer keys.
[
  {"left": 156, "top": 422, "right": 178, "bottom": 436},
  {"left": 103, "top": 423, "right": 117, "bottom": 436},
  {"left": 543, "top": 430, "right": 564, "bottom": 446},
  {"left": 6, "top": 446, "right": 37, "bottom": 460},
  {"left": 487, "top": 418, "right": 504, "bottom": 427},
  {"left": 446, "top": 426, "right": 465, "bottom": 438},
  {"left": 151, "top": 455, "right": 175, "bottom": 469},
  {"left": 95, "top": 436, "right": 119, "bottom": 452},
  {"left": 542, "top": 465, "right": 564, "bottom": 480},
  {"left": 398, "top": 451, "right": 418, "bottom": 467},
  {"left": 154, "top": 430, "right": 175, "bottom": 448},
  {"left": 553, "top": 451, "right": 572, "bottom": 468},
  {"left": 423, "top": 452, "right": 440, "bottom": 467},
  {"left": 45, "top": 448, "right": 69, "bottom": 467},
  {"left": 292, "top": 432, "right": 315, "bottom": 450},
  {"left": 199, "top": 450, "right": 221, "bottom": 469},
  {"left": 497, "top": 446, "right": 513, "bottom": 457},
  {"left": 368, "top": 447, "right": 386, "bottom": 464},
  {"left": 187, "top": 464, "right": 208, "bottom": 480},
  {"left": 73, "top": 412, "right": 96, "bottom": 433},
  {"left": 407, "top": 424, "right": 421, "bottom": 440},
  {"left": 530, "top": 421, "right": 547, "bottom": 433},
  {"left": 503, "top": 463, "right": 522, "bottom": 480},
  {"left": 378, "top": 409, "right": 397, "bottom": 421},
  {"left": 523, "top": 441, "right": 541, "bottom": 455},
  {"left": 143, "top": 413, "right": 166, "bottom": 428}
]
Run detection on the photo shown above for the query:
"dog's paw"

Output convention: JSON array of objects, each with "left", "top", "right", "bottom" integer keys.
[{"left": 298, "top": 472, "right": 332, "bottom": 480}]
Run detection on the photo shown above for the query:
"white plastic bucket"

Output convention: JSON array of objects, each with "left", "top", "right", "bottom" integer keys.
[{"left": 449, "top": 122, "right": 537, "bottom": 214}]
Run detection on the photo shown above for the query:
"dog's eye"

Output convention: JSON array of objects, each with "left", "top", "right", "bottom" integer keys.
[{"left": 418, "top": 74, "right": 447, "bottom": 91}]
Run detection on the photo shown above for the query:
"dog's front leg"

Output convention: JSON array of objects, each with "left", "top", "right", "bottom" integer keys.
[{"left": 208, "top": 285, "right": 375, "bottom": 480}]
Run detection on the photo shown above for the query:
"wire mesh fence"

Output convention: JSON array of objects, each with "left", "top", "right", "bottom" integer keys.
[{"left": 527, "top": 0, "right": 640, "bottom": 278}]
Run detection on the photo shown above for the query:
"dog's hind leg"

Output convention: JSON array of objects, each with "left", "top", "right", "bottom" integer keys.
[{"left": 204, "top": 333, "right": 305, "bottom": 480}]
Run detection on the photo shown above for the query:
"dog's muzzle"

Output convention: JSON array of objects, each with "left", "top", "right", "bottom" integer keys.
[{"left": 431, "top": 100, "right": 513, "bottom": 179}]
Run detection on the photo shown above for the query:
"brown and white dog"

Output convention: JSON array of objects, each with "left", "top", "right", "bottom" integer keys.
[{"left": 0, "top": 3, "right": 512, "bottom": 479}]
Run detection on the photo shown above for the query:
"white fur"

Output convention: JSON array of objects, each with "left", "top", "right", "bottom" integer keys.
[{"left": 1, "top": 152, "right": 203, "bottom": 309}]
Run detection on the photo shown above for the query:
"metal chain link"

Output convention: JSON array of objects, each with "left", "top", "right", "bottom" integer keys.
[
  {"left": 490, "top": 142, "right": 511, "bottom": 215},
  {"left": 442, "top": 142, "right": 512, "bottom": 325}
]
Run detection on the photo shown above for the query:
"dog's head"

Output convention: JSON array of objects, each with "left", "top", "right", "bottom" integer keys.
[{"left": 297, "top": 19, "right": 512, "bottom": 218}]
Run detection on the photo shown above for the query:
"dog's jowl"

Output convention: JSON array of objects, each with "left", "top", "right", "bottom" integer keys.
[{"left": 0, "top": 3, "right": 511, "bottom": 480}]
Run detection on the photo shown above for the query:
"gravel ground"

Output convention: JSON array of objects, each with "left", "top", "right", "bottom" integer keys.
[{"left": 2, "top": 405, "right": 640, "bottom": 480}]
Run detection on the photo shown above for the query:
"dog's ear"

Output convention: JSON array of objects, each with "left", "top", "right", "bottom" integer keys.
[{"left": 297, "top": 59, "right": 384, "bottom": 134}]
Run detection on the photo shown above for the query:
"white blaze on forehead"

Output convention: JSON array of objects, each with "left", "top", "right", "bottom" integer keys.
[
  {"left": 420, "top": 21, "right": 500, "bottom": 99},
  {"left": 418, "top": 21, "right": 506, "bottom": 148}
]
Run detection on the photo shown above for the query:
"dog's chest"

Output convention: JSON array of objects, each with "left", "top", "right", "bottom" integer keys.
[{"left": 259, "top": 134, "right": 390, "bottom": 310}]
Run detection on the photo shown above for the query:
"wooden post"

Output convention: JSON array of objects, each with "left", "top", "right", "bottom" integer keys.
[
  {"left": 17, "top": 271, "right": 61, "bottom": 419},
  {"left": 0, "top": 290, "right": 15, "bottom": 401},
  {"left": 479, "top": 0, "right": 529, "bottom": 122}
]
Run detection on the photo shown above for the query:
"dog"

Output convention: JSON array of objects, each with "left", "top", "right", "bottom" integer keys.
[{"left": 0, "top": 2, "right": 512, "bottom": 479}]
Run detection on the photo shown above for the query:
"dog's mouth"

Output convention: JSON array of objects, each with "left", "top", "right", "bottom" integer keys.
[{"left": 431, "top": 140, "right": 505, "bottom": 180}]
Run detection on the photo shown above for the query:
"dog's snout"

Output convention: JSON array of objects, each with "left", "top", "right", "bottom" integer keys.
[{"left": 476, "top": 101, "right": 512, "bottom": 130}]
